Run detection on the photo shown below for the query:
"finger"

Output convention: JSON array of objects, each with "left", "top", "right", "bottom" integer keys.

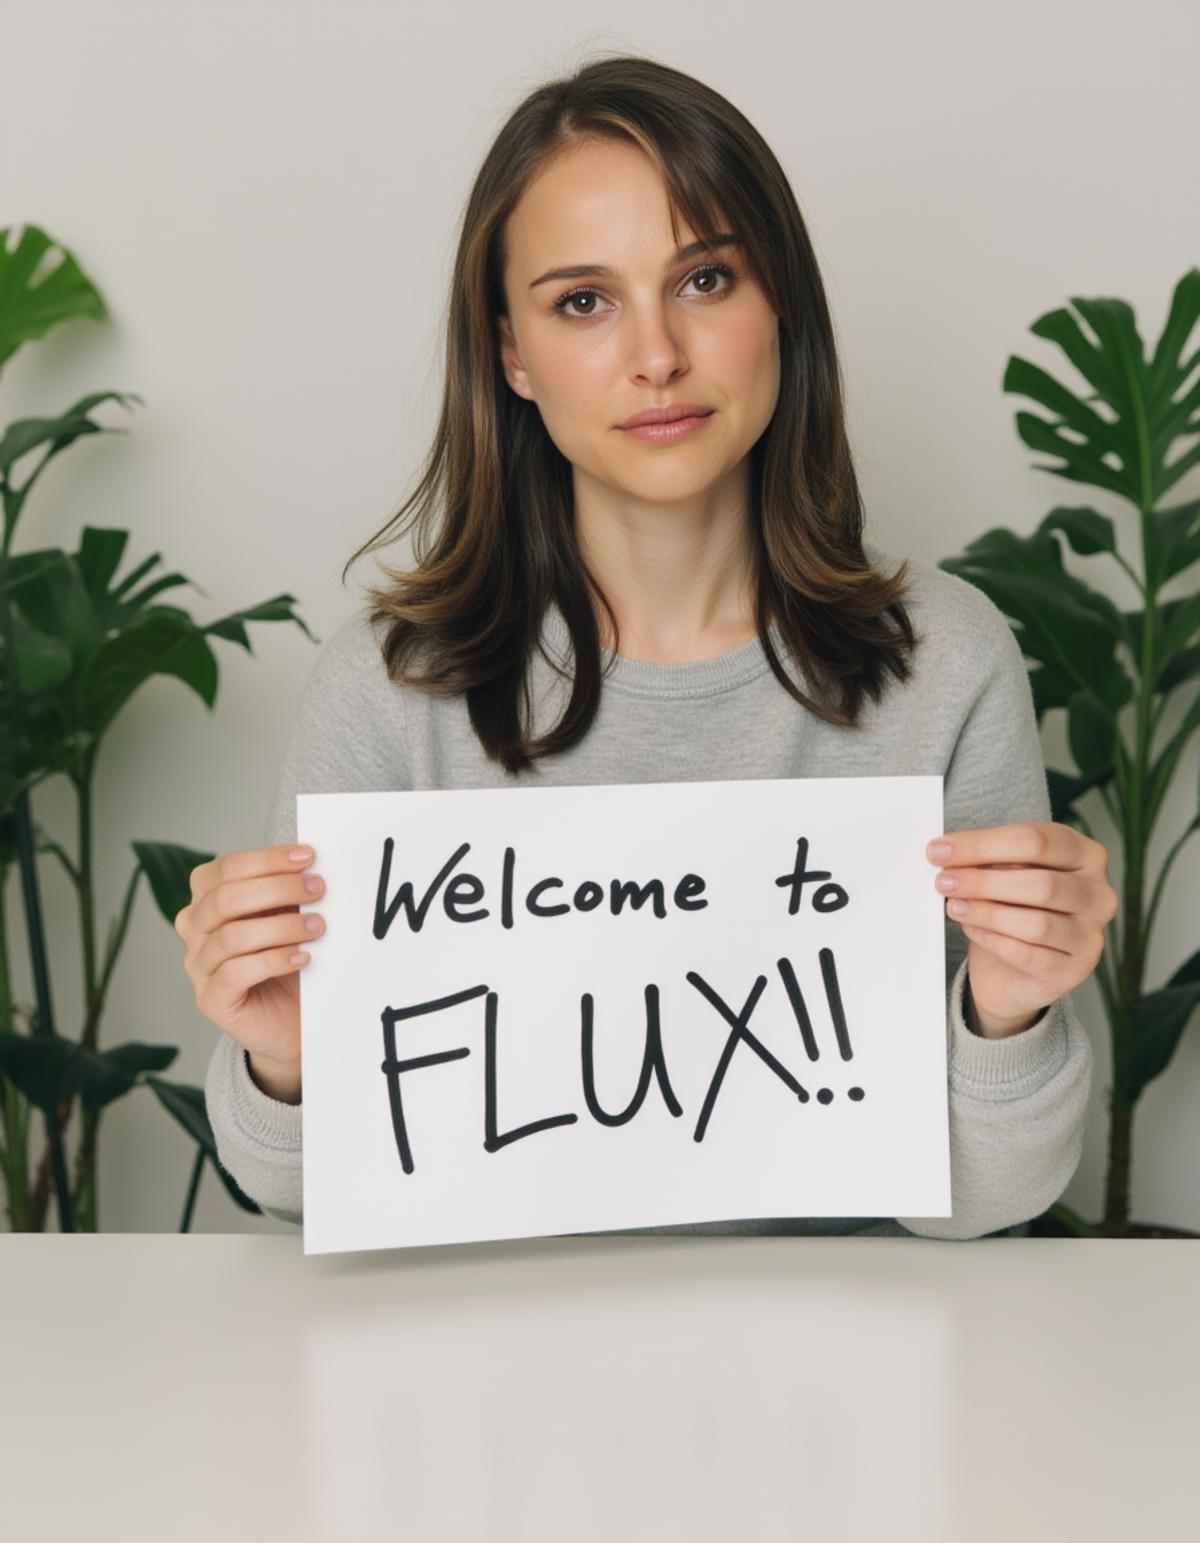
[
  {"left": 947, "top": 896, "right": 1081, "bottom": 955},
  {"left": 190, "top": 848, "right": 322, "bottom": 935},
  {"left": 959, "top": 922, "right": 1065, "bottom": 981},
  {"left": 195, "top": 940, "right": 313, "bottom": 1019},
  {"left": 934, "top": 866, "right": 1094, "bottom": 916},
  {"left": 195, "top": 908, "right": 325, "bottom": 982},
  {"left": 927, "top": 821, "right": 1092, "bottom": 873},
  {"left": 189, "top": 843, "right": 316, "bottom": 903}
]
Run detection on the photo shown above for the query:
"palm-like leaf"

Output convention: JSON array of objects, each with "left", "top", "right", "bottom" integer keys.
[
  {"left": 941, "top": 269, "right": 1200, "bottom": 1225},
  {"left": 0, "top": 224, "right": 106, "bottom": 373},
  {"left": 1003, "top": 267, "right": 1200, "bottom": 507},
  {"left": 0, "top": 524, "right": 314, "bottom": 808},
  {"left": 145, "top": 1077, "right": 263, "bottom": 1215},
  {"left": 0, "top": 223, "right": 318, "bottom": 1233}
]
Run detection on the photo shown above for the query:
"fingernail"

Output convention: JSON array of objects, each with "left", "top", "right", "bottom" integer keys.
[
  {"left": 290, "top": 847, "right": 313, "bottom": 862},
  {"left": 928, "top": 842, "right": 952, "bottom": 861}
]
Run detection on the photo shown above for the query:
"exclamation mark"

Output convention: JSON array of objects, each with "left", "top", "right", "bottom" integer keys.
[
  {"left": 819, "top": 946, "right": 854, "bottom": 1061},
  {"left": 775, "top": 956, "right": 821, "bottom": 1061},
  {"left": 776, "top": 951, "right": 865, "bottom": 1103}
]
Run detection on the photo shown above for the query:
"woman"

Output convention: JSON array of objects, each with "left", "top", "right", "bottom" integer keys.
[{"left": 179, "top": 54, "right": 1115, "bottom": 1239}]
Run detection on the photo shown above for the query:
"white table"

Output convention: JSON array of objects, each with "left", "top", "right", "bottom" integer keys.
[{"left": 1, "top": 1235, "right": 1195, "bottom": 1542}]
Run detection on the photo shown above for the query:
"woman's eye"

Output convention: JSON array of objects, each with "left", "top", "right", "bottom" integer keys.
[{"left": 552, "top": 262, "right": 737, "bottom": 322}]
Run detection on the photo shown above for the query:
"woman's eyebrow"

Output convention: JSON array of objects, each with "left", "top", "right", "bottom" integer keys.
[{"left": 528, "top": 234, "right": 742, "bottom": 290}]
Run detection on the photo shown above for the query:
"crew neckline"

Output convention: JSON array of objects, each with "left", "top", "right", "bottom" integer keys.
[{"left": 538, "top": 599, "right": 792, "bottom": 699}]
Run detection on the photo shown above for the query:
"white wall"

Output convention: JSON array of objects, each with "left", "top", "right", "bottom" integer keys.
[{"left": 1, "top": 0, "right": 1196, "bottom": 1235}]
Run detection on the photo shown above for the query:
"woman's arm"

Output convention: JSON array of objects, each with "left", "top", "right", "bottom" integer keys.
[
  {"left": 201, "top": 610, "right": 400, "bottom": 1229},
  {"left": 895, "top": 597, "right": 1095, "bottom": 1240},
  {"left": 205, "top": 1034, "right": 304, "bottom": 1226}
]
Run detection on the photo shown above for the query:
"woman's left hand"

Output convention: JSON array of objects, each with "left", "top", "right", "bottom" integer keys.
[{"left": 926, "top": 820, "right": 1119, "bottom": 1038}]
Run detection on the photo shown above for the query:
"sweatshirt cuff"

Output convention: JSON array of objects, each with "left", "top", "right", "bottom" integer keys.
[
  {"left": 210, "top": 1032, "right": 304, "bottom": 1151},
  {"left": 946, "top": 955, "right": 1069, "bottom": 1096}
]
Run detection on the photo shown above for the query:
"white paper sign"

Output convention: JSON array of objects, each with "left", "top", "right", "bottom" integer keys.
[{"left": 296, "top": 776, "right": 950, "bottom": 1255}]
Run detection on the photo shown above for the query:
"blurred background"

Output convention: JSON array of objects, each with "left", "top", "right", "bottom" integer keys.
[{"left": 1, "top": 0, "right": 1196, "bottom": 1233}]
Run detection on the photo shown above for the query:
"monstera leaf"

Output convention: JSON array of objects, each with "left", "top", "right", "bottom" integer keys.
[
  {"left": 941, "top": 273, "right": 1200, "bottom": 806},
  {"left": 939, "top": 521, "right": 1136, "bottom": 720},
  {"left": 0, "top": 224, "right": 107, "bottom": 372},
  {"left": 938, "top": 267, "right": 1200, "bottom": 1230},
  {"left": 1002, "top": 267, "right": 1200, "bottom": 505}
]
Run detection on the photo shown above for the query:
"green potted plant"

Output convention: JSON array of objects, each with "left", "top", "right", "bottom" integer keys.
[
  {"left": 0, "top": 222, "right": 315, "bottom": 1231},
  {"left": 939, "top": 265, "right": 1200, "bottom": 1237}
]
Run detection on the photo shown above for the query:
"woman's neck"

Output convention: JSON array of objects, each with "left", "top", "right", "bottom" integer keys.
[{"left": 575, "top": 488, "right": 759, "bottom": 664}]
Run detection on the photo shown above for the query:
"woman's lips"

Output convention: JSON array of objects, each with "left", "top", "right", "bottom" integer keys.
[{"left": 618, "top": 412, "right": 714, "bottom": 443}]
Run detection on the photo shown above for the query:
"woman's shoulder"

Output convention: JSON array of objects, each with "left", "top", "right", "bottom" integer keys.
[
  {"left": 301, "top": 604, "right": 400, "bottom": 696},
  {"left": 300, "top": 605, "right": 472, "bottom": 744},
  {"left": 863, "top": 534, "right": 1019, "bottom": 673}
]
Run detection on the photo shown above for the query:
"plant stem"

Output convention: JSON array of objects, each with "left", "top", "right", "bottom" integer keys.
[
  {"left": 180, "top": 1147, "right": 204, "bottom": 1232},
  {"left": 72, "top": 1106, "right": 99, "bottom": 1232},
  {"left": 28, "top": 1095, "right": 74, "bottom": 1231},
  {"left": 10, "top": 788, "right": 76, "bottom": 1231},
  {"left": 1103, "top": 1100, "right": 1134, "bottom": 1236},
  {"left": 2, "top": 1076, "right": 31, "bottom": 1230},
  {"left": 24, "top": 742, "right": 144, "bottom": 1231},
  {"left": 96, "top": 865, "right": 143, "bottom": 1007},
  {"left": 0, "top": 861, "right": 10, "bottom": 1031},
  {"left": 0, "top": 860, "right": 18, "bottom": 1224},
  {"left": 75, "top": 759, "right": 99, "bottom": 1050},
  {"left": 1103, "top": 502, "right": 1158, "bottom": 1232},
  {"left": 70, "top": 756, "right": 102, "bottom": 1228},
  {"left": 1097, "top": 780, "right": 1122, "bottom": 829},
  {"left": 1141, "top": 816, "right": 1200, "bottom": 957}
]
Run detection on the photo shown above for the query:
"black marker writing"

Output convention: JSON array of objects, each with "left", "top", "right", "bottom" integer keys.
[
  {"left": 775, "top": 836, "right": 850, "bottom": 915},
  {"left": 374, "top": 838, "right": 472, "bottom": 938},
  {"left": 378, "top": 949, "right": 864, "bottom": 1174},
  {"left": 374, "top": 837, "right": 710, "bottom": 937},
  {"left": 775, "top": 955, "right": 821, "bottom": 1061},
  {"left": 686, "top": 970, "right": 811, "bottom": 1142},
  {"left": 379, "top": 981, "right": 483, "bottom": 1174},
  {"left": 775, "top": 950, "right": 856, "bottom": 1062},
  {"left": 819, "top": 946, "right": 855, "bottom": 1060},
  {"left": 581, "top": 983, "right": 684, "bottom": 1126},
  {"left": 484, "top": 990, "right": 578, "bottom": 1152}
]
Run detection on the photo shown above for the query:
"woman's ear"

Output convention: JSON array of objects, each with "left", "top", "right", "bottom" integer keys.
[{"left": 496, "top": 313, "right": 534, "bottom": 401}]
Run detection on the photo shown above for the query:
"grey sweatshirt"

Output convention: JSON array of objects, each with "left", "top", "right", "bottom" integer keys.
[{"left": 204, "top": 541, "right": 1093, "bottom": 1242}]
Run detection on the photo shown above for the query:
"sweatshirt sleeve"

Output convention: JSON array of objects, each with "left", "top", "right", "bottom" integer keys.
[
  {"left": 894, "top": 585, "right": 1095, "bottom": 1240},
  {"left": 203, "top": 611, "right": 399, "bottom": 1229},
  {"left": 204, "top": 1035, "right": 304, "bottom": 1226}
]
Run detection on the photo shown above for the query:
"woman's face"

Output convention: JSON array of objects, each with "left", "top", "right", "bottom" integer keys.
[{"left": 497, "top": 137, "right": 780, "bottom": 508}]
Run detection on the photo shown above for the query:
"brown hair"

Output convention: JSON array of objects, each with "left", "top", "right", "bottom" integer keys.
[{"left": 342, "top": 51, "right": 919, "bottom": 774}]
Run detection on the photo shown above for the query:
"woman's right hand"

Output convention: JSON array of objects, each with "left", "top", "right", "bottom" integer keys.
[{"left": 175, "top": 844, "right": 326, "bottom": 1104}]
